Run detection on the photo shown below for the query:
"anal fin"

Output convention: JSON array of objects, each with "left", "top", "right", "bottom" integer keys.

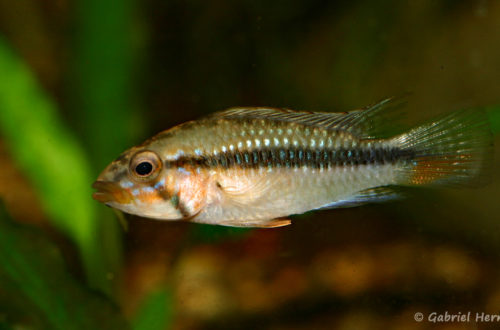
[
  {"left": 217, "top": 218, "right": 291, "bottom": 228},
  {"left": 254, "top": 218, "right": 291, "bottom": 228},
  {"left": 315, "top": 186, "right": 403, "bottom": 210}
]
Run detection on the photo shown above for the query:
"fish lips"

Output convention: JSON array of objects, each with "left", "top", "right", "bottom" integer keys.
[{"left": 92, "top": 180, "right": 132, "bottom": 204}]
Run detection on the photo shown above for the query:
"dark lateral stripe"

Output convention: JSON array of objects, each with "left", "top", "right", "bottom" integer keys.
[{"left": 166, "top": 147, "right": 415, "bottom": 169}]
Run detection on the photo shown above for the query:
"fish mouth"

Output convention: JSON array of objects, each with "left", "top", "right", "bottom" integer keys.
[{"left": 92, "top": 180, "right": 132, "bottom": 204}]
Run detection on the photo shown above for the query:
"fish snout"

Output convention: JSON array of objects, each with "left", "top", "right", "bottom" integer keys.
[{"left": 92, "top": 180, "right": 132, "bottom": 204}]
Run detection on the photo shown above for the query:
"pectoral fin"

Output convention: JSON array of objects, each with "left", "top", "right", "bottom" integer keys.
[{"left": 216, "top": 174, "right": 273, "bottom": 206}]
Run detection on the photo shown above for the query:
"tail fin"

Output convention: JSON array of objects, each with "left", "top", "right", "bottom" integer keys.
[{"left": 394, "top": 109, "right": 493, "bottom": 187}]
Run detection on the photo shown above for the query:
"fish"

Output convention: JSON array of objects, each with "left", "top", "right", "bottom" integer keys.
[{"left": 92, "top": 98, "right": 493, "bottom": 228}]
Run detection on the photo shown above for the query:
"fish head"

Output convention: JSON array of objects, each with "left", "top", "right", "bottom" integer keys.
[{"left": 92, "top": 146, "right": 187, "bottom": 220}]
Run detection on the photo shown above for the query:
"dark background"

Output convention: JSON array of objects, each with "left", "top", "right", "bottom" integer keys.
[{"left": 0, "top": 0, "right": 499, "bottom": 329}]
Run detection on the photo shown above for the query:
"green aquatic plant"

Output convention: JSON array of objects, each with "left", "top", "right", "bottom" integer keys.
[
  {"left": 487, "top": 106, "right": 500, "bottom": 134},
  {"left": 0, "top": 204, "right": 129, "bottom": 330},
  {"left": 72, "top": 0, "right": 140, "bottom": 295},
  {"left": 0, "top": 36, "right": 173, "bottom": 329},
  {"left": 0, "top": 37, "right": 106, "bottom": 290},
  {"left": 0, "top": 0, "right": 141, "bottom": 295},
  {"left": 132, "top": 287, "right": 173, "bottom": 330}
]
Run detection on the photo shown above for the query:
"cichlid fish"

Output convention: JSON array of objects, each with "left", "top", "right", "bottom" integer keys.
[{"left": 92, "top": 98, "right": 492, "bottom": 227}]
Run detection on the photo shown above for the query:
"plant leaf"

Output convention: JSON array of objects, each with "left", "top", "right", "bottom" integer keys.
[
  {"left": 0, "top": 36, "right": 108, "bottom": 292},
  {"left": 132, "top": 288, "right": 173, "bottom": 330},
  {"left": 0, "top": 204, "right": 129, "bottom": 330}
]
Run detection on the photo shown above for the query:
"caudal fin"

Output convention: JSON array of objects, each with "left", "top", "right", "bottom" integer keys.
[{"left": 394, "top": 109, "right": 493, "bottom": 187}]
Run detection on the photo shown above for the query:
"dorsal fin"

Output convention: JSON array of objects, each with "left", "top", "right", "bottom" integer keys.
[{"left": 209, "top": 97, "right": 408, "bottom": 139}]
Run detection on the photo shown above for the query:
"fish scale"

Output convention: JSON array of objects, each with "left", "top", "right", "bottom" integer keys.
[
  {"left": 167, "top": 145, "right": 413, "bottom": 170},
  {"left": 163, "top": 118, "right": 413, "bottom": 171}
]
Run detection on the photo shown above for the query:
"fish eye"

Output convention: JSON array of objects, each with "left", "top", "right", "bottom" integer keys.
[
  {"left": 130, "top": 151, "right": 162, "bottom": 180},
  {"left": 135, "top": 161, "right": 153, "bottom": 176}
]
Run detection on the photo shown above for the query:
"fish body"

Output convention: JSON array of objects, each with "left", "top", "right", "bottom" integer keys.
[{"left": 92, "top": 99, "right": 492, "bottom": 227}]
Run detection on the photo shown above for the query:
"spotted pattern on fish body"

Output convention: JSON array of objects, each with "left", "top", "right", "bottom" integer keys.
[{"left": 157, "top": 114, "right": 414, "bottom": 171}]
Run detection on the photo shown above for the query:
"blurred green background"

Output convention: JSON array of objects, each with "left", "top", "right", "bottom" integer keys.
[{"left": 0, "top": 0, "right": 499, "bottom": 329}]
